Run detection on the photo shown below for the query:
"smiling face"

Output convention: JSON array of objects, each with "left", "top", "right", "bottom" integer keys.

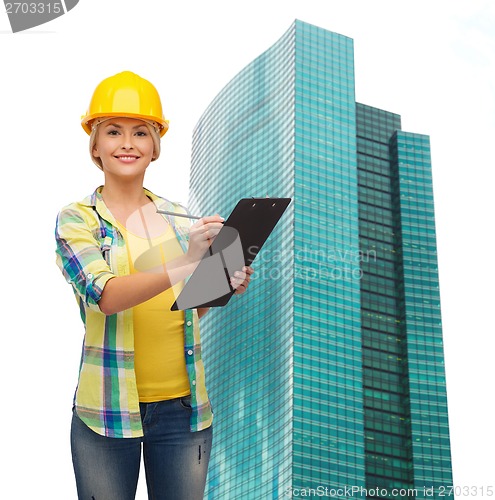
[{"left": 92, "top": 117, "right": 155, "bottom": 178}]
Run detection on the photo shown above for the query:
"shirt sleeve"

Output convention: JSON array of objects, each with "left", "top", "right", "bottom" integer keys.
[{"left": 55, "top": 205, "right": 116, "bottom": 313}]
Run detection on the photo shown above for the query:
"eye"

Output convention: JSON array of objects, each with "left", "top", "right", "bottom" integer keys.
[
  {"left": 135, "top": 130, "right": 148, "bottom": 137},
  {"left": 107, "top": 129, "right": 120, "bottom": 136}
]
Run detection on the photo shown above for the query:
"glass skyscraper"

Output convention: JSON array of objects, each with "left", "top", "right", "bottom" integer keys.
[{"left": 189, "top": 20, "right": 452, "bottom": 499}]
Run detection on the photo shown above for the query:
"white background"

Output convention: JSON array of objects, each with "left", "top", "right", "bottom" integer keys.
[{"left": 1, "top": 0, "right": 494, "bottom": 498}]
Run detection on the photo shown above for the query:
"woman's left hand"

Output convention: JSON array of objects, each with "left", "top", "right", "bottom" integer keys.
[{"left": 230, "top": 266, "right": 254, "bottom": 295}]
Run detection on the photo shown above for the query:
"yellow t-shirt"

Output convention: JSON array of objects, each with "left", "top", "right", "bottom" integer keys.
[{"left": 118, "top": 220, "right": 190, "bottom": 403}]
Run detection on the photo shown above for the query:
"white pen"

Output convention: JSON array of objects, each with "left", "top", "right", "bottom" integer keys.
[
  {"left": 156, "top": 209, "right": 225, "bottom": 224},
  {"left": 156, "top": 209, "right": 201, "bottom": 220}
]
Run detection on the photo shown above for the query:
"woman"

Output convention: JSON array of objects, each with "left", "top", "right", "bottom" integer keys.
[{"left": 55, "top": 71, "right": 253, "bottom": 500}]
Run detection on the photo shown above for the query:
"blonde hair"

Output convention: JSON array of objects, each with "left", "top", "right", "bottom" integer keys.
[{"left": 89, "top": 118, "right": 161, "bottom": 170}]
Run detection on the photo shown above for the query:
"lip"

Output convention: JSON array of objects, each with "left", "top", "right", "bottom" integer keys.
[{"left": 114, "top": 155, "right": 140, "bottom": 162}]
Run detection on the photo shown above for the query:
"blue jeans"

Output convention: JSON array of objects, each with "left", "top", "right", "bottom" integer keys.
[{"left": 71, "top": 396, "right": 213, "bottom": 500}]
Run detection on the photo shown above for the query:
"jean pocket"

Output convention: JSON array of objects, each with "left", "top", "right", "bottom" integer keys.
[{"left": 179, "top": 395, "right": 192, "bottom": 409}]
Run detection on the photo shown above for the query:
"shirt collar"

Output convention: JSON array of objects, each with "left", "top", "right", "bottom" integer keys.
[{"left": 81, "top": 186, "right": 182, "bottom": 226}]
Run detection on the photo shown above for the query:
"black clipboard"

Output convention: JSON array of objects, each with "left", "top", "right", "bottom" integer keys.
[{"left": 171, "top": 197, "right": 291, "bottom": 311}]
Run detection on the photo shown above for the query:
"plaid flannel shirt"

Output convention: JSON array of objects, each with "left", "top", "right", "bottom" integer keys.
[{"left": 55, "top": 186, "right": 213, "bottom": 438}]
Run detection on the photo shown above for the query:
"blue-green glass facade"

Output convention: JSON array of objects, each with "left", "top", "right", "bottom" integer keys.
[
  {"left": 357, "top": 104, "right": 413, "bottom": 489},
  {"left": 190, "top": 20, "right": 452, "bottom": 500},
  {"left": 391, "top": 131, "right": 452, "bottom": 489},
  {"left": 190, "top": 22, "right": 296, "bottom": 500}
]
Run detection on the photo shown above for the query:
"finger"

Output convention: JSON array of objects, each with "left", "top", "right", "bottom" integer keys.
[
  {"left": 206, "top": 223, "right": 224, "bottom": 235},
  {"left": 189, "top": 216, "right": 224, "bottom": 234},
  {"left": 230, "top": 276, "right": 245, "bottom": 289},
  {"left": 233, "top": 270, "right": 247, "bottom": 280},
  {"left": 235, "top": 268, "right": 253, "bottom": 285},
  {"left": 191, "top": 220, "right": 223, "bottom": 232},
  {"left": 230, "top": 275, "right": 243, "bottom": 286},
  {"left": 231, "top": 272, "right": 251, "bottom": 292},
  {"left": 232, "top": 281, "right": 246, "bottom": 294},
  {"left": 198, "top": 222, "right": 224, "bottom": 236},
  {"left": 242, "top": 266, "right": 254, "bottom": 275},
  {"left": 191, "top": 224, "right": 223, "bottom": 242},
  {"left": 200, "top": 215, "right": 225, "bottom": 224}
]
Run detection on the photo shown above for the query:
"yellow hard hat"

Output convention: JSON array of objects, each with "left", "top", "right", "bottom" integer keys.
[{"left": 81, "top": 71, "right": 169, "bottom": 136}]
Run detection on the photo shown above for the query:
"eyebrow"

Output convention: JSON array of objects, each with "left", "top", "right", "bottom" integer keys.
[{"left": 105, "top": 122, "right": 148, "bottom": 129}]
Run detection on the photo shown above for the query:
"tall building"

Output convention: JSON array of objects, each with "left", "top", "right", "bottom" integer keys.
[{"left": 189, "top": 20, "right": 452, "bottom": 499}]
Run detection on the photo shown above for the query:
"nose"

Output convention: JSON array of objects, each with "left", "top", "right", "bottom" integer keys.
[{"left": 120, "top": 131, "right": 135, "bottom": 150}]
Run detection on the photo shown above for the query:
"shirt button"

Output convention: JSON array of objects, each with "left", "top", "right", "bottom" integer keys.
[
  {"left": 87, "top": 273, "right": 93, "bottom": 280},
  {"left": 186, "top": 320, "right": 192, "bottom": 327},
  {"left": 187, "top": 349, "right": 193, "bottom": 356},
  {"left": 192, "top": 380, "right": 196, "bottom": 386}
]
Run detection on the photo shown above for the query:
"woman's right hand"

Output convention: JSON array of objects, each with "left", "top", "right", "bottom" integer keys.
[{"left": 186, "top": 215, "right": 224, "bottom": 264}]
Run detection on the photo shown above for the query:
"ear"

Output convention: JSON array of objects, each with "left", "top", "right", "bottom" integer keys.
[{"left": 92, "top": 145, "right": 100, "bottom": 158}]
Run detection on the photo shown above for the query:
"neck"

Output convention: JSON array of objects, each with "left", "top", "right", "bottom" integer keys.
[{"left": 101, "top": 175, "right": 150, "bottom": 211}]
